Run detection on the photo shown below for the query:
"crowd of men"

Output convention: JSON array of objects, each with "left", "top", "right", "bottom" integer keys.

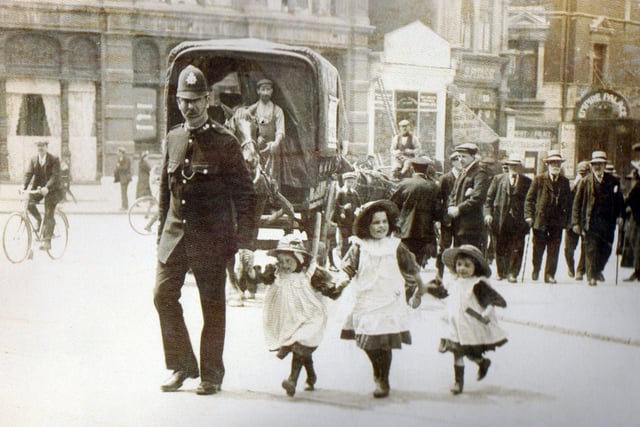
[{"left": 385, "top": 126, "right": 637, "bottom": 288}]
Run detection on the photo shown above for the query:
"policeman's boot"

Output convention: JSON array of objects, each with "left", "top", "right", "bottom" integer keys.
[
  {"left": 282, "top": 354, "right": 304, "bottom": 397},
  {"left": 303, "top": 356, "right": 317, "bottom": 391},
  {"left": 450, "top": 365, "right": 464, "bottom": 395}
]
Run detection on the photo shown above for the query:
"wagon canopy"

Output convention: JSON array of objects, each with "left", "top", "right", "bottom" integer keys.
[{"left": 165, "top": 38, "right": 346, "bottom": 188}]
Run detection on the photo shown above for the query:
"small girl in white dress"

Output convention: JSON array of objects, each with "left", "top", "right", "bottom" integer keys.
[
  {"left": 262, "top": 234, "right": 333, "bottom": 397},
  {"left": 438, "top": 244, "right": 508, "bottom": 395}
]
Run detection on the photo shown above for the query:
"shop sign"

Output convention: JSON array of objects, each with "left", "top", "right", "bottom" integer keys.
[{"left": 575, "top": 89, "right": 630, "bottom": 120}]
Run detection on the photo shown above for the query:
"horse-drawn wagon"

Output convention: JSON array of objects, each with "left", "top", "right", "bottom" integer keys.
[{"left": 165, "top": 38, "right": 349, "bottom": 251}]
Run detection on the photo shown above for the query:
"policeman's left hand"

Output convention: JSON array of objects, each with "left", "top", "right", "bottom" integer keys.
[{"left": 40, "top": 187, "right": 49, "bottom": 196}]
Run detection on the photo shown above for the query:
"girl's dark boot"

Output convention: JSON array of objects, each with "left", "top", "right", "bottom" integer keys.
[
  {"left": 282, "top": 354, "right": 304, "bottom": 397},
  {"left": 303, "top": 356, "right": 317, "bottom": 391},
  {"left": 450, "top": 365, "right": 464, "bottom": 395},
  {"left": 373, "top": 350, "right": 391, "bottom": 398},
  {"left": 477, "top": 357, "right": 491, "bottom": 380}
]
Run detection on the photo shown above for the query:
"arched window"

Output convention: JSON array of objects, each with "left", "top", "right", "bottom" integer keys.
[{"left": 17, "top": 94, "right": 51, "bottom": 136}]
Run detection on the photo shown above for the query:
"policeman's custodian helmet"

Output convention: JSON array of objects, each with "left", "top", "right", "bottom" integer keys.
[{"left": 177, "top": 65, "right": 208, "bottom": 100}]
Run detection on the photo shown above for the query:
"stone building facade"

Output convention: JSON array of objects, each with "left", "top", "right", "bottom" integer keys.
[{"left": 0, "top": 0, "right": 372, "bottom": 182}]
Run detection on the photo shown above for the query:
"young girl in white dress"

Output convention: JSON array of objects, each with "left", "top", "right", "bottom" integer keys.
[
  {"left": 335, "top": 200, "right": 425, "bottom": 398},
  {"left": 438, "top": 244, "right": 508, "bottom": 395},
  {"left": 262, "top": 234, "right": 332, "bottom": 397}
]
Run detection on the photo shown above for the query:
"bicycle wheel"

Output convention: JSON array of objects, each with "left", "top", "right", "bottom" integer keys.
[
  {"left": 2, "top": 213, "right": 32, "bottom": 264},
  {"left": 128, "top": 196, "right": 158, "bottom": 236},
  {"left": 47, "top": 209, "right": 69, "bottom": 260}
]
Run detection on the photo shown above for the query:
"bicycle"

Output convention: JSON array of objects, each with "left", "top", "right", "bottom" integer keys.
[
  {"left": 128, "top": 195, "right": 158, "bottom": 235},
  {"left": 2, "top": 189, "right": 69, "bottom": 263}
]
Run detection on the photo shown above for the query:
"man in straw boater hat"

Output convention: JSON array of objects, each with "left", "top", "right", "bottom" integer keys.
[
  {"left": 524, "top": 149, "right": 572, "bottom": 284},
  {"left": 484, "top": 153, "right": 532, "bottom": 283},
  {"left": 571, "top": 150, "right": 624, "bottom": 286},
  {"left": 446, "top": 142, "right": 492, "bottom": 251},
  {"left": 153, "top": 64, "right": 257, "bottom": 395},
  {"left": 22, "top": 140, "right": 65, "bottom": 250}
]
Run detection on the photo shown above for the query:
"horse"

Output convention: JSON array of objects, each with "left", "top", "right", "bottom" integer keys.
[{"left": 224, "top": 109, "right": 298, "bottom": 302}]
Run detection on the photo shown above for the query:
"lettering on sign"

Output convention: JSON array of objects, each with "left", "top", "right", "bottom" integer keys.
[{"left": 575, "top": 89, "right": 630, "bottom": 120}]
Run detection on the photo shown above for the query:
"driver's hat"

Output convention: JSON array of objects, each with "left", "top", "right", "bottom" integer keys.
[{"left": 177, "top": 65, "right": 208, "bottom": 100}]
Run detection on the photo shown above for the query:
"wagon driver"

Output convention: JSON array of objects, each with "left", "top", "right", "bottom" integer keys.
[
  {"left": 153, "top": 64, "right": 257, "bottom": 395},
  {"left": 245, "top": 78, "right": 286, "bottom": 188}
]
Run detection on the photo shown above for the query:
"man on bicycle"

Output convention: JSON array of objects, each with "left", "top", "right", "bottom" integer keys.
[{"left": 22, "top": 140, "right": 64, "bottom": 250}]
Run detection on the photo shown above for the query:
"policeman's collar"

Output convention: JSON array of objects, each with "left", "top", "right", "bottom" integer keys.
[{"left": 183, "top": 119, "right": 212, "bottom": 133}]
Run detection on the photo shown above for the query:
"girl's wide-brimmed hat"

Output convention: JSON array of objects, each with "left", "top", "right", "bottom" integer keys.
[
  {"left": 352, "top": 199, "right": 399, "bottom": 237},
  {"left": 442, "top": 244, "right": 492, "bottom": 278},
  {"left": 267, "top": 234, "right": 312, "bottom": 261}
]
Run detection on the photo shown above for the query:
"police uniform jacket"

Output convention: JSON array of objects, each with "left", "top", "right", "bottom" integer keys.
[
  {"left": 157, "top": 119, "right": 257, "bottom": 264},
  {"left": 484, "top": 172, "right": 531, "bottom": 236},
  {"left": 571, "top": 172, "right": 623, "bottom": 241},
  {"left": 448, "top": 160, "right": 491, "bottom": 240},
  {"left": 23, "top": 152, "right": 64, "bottom": 201},
  {"left": 524, "top": 173, "right": 572, "bottom": 231}
]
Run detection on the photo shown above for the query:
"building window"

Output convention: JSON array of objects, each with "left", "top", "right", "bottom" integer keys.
[
  {"left": 17, "top": 94, "right": 51, "bottom": 136},
  {"left": 479, "top": 0, "right": 492, "bottom": 52},
  {"left": 461, "top": 0, "right": 473, "bottom": 49},
  {"left": 592, "top": 43, "right": 607, "bottom": 86},
  {"left": 508, "top": 40, "right": 538, "bottom": 99}
]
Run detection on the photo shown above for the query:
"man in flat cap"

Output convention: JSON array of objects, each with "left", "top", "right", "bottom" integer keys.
[
  {"left": 391, "top": 156, "right": 441, "bottom": 270},
  {"left": 242, "top": 78, "right": 286, "bottom": 189},
  {"left": 435, "top": 151, "right": 464, "bottom": 281},
  {"left": 390, "top": 119, "right": 422, "bottom": 179},
  {"left": 525, "top": 150, "right": 572, "bottom": 283},
  {"left": 446, "top": 143, "right": 491, "bottom": 251},
  {"left": 22, "top": 140, "right": 64, "bottom": 250},
  {"left": 571, "top": 151, "right": 624, "bottom": 286},
  {"left": 332, "top": 171, "right": 362, "bottom": 258},
  {"left": 154, "top": 64, "right": 257, "bottom": 395},
  {"left": 114, "top": 147, "right": 132, "bottom": 210},
  {"left": 484, "top": 153, "right": 532, "bottom": 282}
]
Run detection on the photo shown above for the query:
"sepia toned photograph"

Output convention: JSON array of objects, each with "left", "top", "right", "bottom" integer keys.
[{"left": 1, "top": 0, "right": 639, "bottom": 426}]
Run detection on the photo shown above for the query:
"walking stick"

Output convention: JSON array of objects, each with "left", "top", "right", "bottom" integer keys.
[
  {"left": 615, "top": 223, "right": 621, "bottom": 285},
  {"left": 521, "top": 229, "right": 532, "bottom": 283}
]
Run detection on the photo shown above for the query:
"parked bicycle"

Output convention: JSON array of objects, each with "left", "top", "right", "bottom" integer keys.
[{"left": 2, "top": 189, "right": 69, "bottom": 263}]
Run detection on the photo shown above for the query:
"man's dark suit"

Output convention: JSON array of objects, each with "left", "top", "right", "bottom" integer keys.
[
  {"left": 23, "top": 152, "right": 64, "bottom": 241},
  {"left": 525, "top": 173, "right": 572, "bottom": 280},
  {"left": 154, "top": 118, "right": 257, "bottom": 386},
  {"left": 448, "top": 160, "right": 491, "bottom": 250},
  {"left": 484, "top": 172, "right": 531, "bottom": 279},
  {"left": 571, "top": 172, "right": 624, "bottom": 283}
]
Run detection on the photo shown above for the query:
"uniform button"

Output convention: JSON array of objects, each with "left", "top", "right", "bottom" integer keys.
[
  {"left": 181, "top": 200, "right": 186, "bottom": 205},
  {"left": 182, "top": 179, "right": 187, "bottom": 184},
  {"left": 182, "top": 219, "right": 187, "bottom": 224},
  {"left": 204, "top": 169, "right": 208, "bottom": 174},
  {"left": 185, "top": 158, "right": 190, "bottom": 164}
]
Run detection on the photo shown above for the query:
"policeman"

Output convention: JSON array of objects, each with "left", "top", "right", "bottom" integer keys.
[{"left": 153, "top": 65, "right": 257, "bottom": 395}]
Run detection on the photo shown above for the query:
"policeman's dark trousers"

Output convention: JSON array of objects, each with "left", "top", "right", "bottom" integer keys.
[
  {"left": 531, "top": 227, "right": 563, "bottom": 278},
  {"left": 584, "top": 233, "right": 613, "bottom": 281},
  {"left": 494, "top": 231, "right": 525, "bottom": 279},
  {"left": 27, "top": 193, "right": 57, "bottom": 241},
  {"left": 564, "top": 229, "right": 585, "bottom": 276},
  {"left": 154, "top": 241, "right": 229, "bottom": 384}
]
